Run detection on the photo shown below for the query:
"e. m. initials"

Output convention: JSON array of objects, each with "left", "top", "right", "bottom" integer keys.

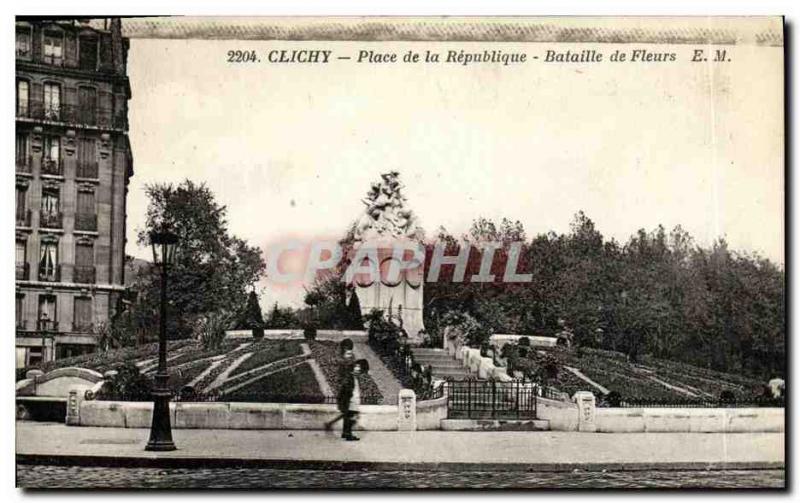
[{"left": 691, "top": 49, "right": 730, "bottom": 63}]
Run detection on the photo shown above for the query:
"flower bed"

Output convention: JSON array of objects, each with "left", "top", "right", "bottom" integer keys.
[
  {"left": 228, "top": 340, "right": 304, "bottom": 377},
  {"left": 308, "top": 341, "right": 383, "bottom": 404},
  {"left": 223, "top": 362, "right": 325, "bottom": 403},
  {"left": 17, "top": 340, "right": 196, "bottom": 379}
]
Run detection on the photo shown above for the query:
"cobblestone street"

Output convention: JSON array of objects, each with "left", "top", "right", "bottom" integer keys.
[{"left": 16, "top": 465, "right": 785, "bottom": 489}]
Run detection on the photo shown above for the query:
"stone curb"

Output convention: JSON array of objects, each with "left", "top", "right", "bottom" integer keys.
[{"left": 15, "top": 454, "right": 784, "bottom": 473}]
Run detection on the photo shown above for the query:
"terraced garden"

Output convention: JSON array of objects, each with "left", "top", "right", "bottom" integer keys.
[
  {"left": 19, "top": 338, "right": 386, "bottom": 405},
  {"left": 540, "top": 347, "right": 766, "bottom": 402}
]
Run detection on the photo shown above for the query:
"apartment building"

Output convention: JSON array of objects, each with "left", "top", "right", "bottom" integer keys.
[{"left": 15, "top": 18, "right": 133, "bottom": 367}]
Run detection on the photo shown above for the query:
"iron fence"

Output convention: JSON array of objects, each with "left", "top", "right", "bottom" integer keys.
[
  {"left": 445, "top": 378, "right": 538, "bottom": 419},
  {"left": 19, "top": 100, "right": 127, "bottom": 130}
]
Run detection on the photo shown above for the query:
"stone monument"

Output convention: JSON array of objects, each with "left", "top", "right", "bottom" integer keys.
[{"left": 347, "top": 172, "right": 426, "bottom": 341}]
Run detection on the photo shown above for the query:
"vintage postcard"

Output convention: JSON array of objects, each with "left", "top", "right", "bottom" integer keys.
[{"left": 14, "top": 16, "right": 784, "bottom": 489}]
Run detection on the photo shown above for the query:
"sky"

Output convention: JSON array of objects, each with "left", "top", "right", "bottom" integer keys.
[{"left": 124, "top": 31, "right": 784, "bottom": 309}]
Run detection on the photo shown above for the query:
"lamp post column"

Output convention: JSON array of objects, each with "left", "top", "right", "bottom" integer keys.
[{"left": 145, "top": 264, "right": 176, "bottom": 451}]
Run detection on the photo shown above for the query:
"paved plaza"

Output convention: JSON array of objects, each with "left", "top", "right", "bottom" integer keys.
[{"left": 16, "top": 421, "right": 784, "bottom": 471}]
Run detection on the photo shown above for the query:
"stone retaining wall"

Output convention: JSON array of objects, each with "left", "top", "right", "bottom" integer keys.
[
  {"left": 594, "top": 406, "right": 785, "bottom": 433},
  {"left": 75, "top": 390, "right": 446, "bottom": 431}
]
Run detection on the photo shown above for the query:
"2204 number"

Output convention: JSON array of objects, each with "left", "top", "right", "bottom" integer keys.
[{"left": 227, "top": 50, "right": 259, "bottom": 63}]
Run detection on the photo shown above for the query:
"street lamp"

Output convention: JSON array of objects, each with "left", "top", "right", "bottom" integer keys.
[{"left": 145, "top": 229, "right": 178, "bottom": 451}]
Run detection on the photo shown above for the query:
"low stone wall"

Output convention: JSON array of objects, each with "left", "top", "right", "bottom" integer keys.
[
  {"left": 595, "top": 406, "right": 785, "bottom": 433},
  {"left": 537, "top": 397, "right": 581, "bottom": 431},
  {"left": 416, "top": 395, "right": 448, "bottom": 430},
  {"left": 226, "top": 329, "right": 368, "bottom": 343},
  {"left": 490, "top": 334, "right": 558, "bottom": 350},
  {"left": 445, "top": 337, "right": 512, "bottom": 382},
  {"left": 75, "top": 390, "right": 447, "bottom": 431}
]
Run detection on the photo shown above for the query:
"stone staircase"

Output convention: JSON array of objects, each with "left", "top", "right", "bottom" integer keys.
[{"left": 411, "top": 347, "right": 473, "bottom": 379}]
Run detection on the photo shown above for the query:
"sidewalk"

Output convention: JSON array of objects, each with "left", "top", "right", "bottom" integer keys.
[{"left": 15, "top": 421, "right": 784, "bottom": 472}]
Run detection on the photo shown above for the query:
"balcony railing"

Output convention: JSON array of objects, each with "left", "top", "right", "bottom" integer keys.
[
  {"left": 16, "top": 155, "right": 32, "bottom": 174},
  {"left": 20, "top": 101, "right": 127, "bottom": 130},
  {"left": 42, "top": 54, "right": 64, "bottom": 66},
  {"left": 73, "top": 265, "right": 96, "bottom": 284},
  {"left": 37, "top": 319, "right": 58, "bottom": 332},
  {"left": 41, "top": 157, "right": 63, "bottom": 176},
  {"left": 76, "top": 161, "right": 99, "bottom": 179},
  {"left": 16, "top": 319, "right": 28, "bottom": 331},
  {"left": 16, "top": 263, "right": 30, "bottom": 281},
  {"left": 16, "top": 209, "right": 31, "bottom": 227},
  {"left": 72, "top": 321, "right": 95, "bottom": 333},
  {"left": 74, "top": 213, "right": 98, "bottom": 232},
  {"left": 40, "top": 211, "right": 63, "bottom": 229},
  {"left": 39, "top": 264, "right": 61, "bottom": 283}
]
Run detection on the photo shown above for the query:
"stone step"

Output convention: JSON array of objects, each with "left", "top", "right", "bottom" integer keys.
[
  {"left": 441, "top": 418, "right": 549, "bottom": 431},
  {"left": 413, "top": 354, "right": 459, "bottom": 362},
  {"left": 433, "top": 369, "right": 473, "bottom": 378},
  {"left": 411, "top": 348, "right": 447, "bottom": 355},
  {"left": 421, "top": 361, "right": 465, "bottom": 370}
]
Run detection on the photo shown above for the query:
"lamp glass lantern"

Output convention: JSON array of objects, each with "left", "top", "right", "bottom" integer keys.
[{"left": 150, "top": 230, "right": 178, "bottom": 267}]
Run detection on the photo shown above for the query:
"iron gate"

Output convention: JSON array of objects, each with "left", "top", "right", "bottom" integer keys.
[{"left": 445, "top": 379, "right": 537, "bottom": 419}]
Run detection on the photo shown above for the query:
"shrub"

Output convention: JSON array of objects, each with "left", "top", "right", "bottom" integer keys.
[
  {"left": 97, "top": 361, "right": 152, "bottom": 401},
  {"left": 440, "top": 311, "right": 491, "bottom": 348},
  {"left": 303, "top": 323, "right": 318, "bottom": 340},
  {"left": 518, "top": 336, "right": 531, "bottom": 347},
  {"left": 605, "top": 390, "right": 622, "bottom": 407},
  {"left": 196, "top": 311, "right": 233, "bottom": 350}
]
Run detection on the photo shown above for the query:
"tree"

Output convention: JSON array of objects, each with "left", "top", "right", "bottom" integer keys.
[
  {"left": 237, "top": 291, "right": 265, "bottom": 339},
  {"left": 135, "top": 180, "right": 266, "bottom": 338},
  {"left": 347, "top": 289, "right": 364, "bottom": 330}
]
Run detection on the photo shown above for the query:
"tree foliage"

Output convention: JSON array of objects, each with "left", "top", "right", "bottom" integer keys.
[
  {"left": 426, "top": 212, "right": 785, "bottom": 379},
  {"left": 132, "top": 180, "right": 266, "bottom": 339}
]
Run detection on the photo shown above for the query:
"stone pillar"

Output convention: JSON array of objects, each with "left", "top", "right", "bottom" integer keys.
[
  {"left": 397, "top": 389, "right": 417, "bottom": 431},
  {"left": 573, "top": 391, "right": 597, "bottom": 432},
  {"left": 66, "top": 389, "right": 81, "bottom": 425}
]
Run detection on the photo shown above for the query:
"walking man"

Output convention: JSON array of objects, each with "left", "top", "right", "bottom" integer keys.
[{"left": 338, "top": 358, "right": 369, "bottom": 441}]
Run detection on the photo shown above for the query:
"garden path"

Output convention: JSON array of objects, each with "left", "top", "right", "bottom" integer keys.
[
  {"left": 648, "top": 375, "right": 699, "bottom": 397},
  {"left": 307, "top": 358, "right": 333, "bottom": 396},
  {"left": 353, "top": 342, "right": 402, "bottom": 404},
  {"left": 188, "top": 357, "right": 227, "bottom": 388},
  {"left": 208, "top": 353, "right": 253, "bottom": 391},
  {"left": 563, "top": 366, "right": 609, "bottom": 395}
]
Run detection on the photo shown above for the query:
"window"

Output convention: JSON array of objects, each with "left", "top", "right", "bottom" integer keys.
[
  {"left": 43, "top": 83, "right": 61, "bottom": 119},
  {"left": 44, "top": 136, "right": 60, "bottom": 162},
  {"left": 16, "top": 80, "right": 29, "bottom": 116},
  {"left": 16, "top": 295, "right": 24, "bottom": 330},
  {"left": 78, "top": 87, "right": 97, "bottom": 125},
  {"left": 16, "top": 240, "right": 27, "bottom": 280},
  {"left": 16, "top": 28, "right": 31, "bottom": 58},
  {"left": 79, "top": 37, "right": 98, "bottom": 71},
  {"left": 43, "top": 32, "right": 63, "bottom": 65},
  {"left": 38, "top": 295, "right": 57, "bottom": 332},
  {"left": 77, "top": 191, "right": 95, "bottom": 216},
  {"left": 73, "top": 297, "right": 93, "bottom": 332},
  {"left": 39, "top": 241, "right": 58, "bottom": 281},
  {"left": 26, "top": 348, "right": 43, "bottom": 367},
  {"left": 76, "top": 242, "right": 93, "bottom": 267},
  {"left": 16, "top": 133, "right": 28, "bottom": 166},
  {"left": 42, "top": 137, "right": 61, "bottom": 175},
  {"left": 77, "top": 138, "right": 96, "bottom": 177},
  {"left": 15, "top": 187, "right": 27, "bottom": 225},
  {"left": 74, "top": 242, "right": 95, "bottom": 283},
  {"left": 40, "top": 188, "right": 60, "bottom": 229}
]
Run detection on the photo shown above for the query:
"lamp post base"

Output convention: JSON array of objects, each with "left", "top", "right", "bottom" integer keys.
[
  {"left": 145, "top": 440, "right": 177, "bottom": 452},
  {"left": 146, "top": 378, "right": 176, "bottom": 452}
]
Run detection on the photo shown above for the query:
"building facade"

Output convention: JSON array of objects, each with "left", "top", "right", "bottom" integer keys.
[{"left": 15, "top": 18, "right": 133, "bottom": 368}]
